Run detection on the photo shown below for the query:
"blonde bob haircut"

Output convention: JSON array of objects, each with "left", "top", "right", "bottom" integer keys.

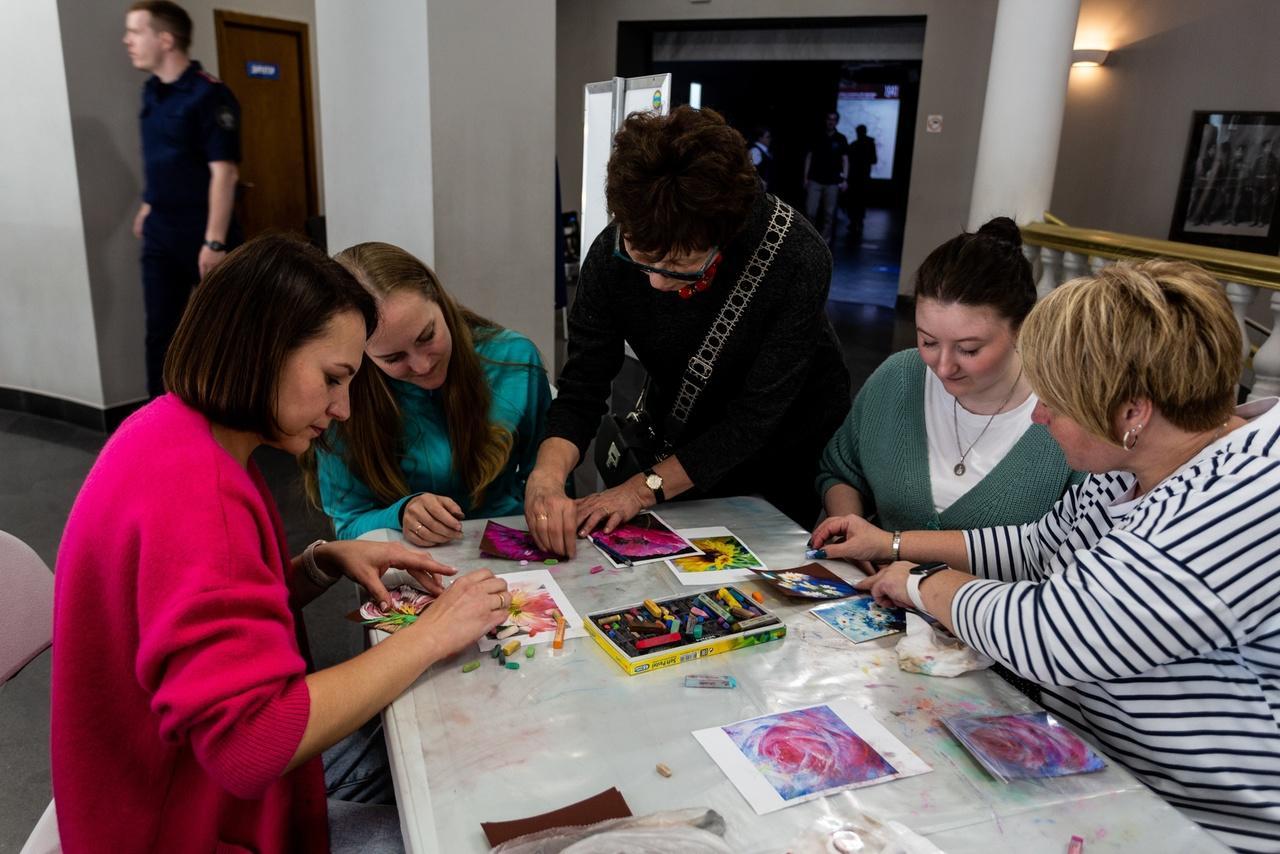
[{"left": 1020, "top": 259, "right": 1241, "bottom": 445}]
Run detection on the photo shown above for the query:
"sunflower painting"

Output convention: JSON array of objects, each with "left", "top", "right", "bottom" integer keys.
[{"left": 668, "top": 526, "right": 767, "bottom": 586}]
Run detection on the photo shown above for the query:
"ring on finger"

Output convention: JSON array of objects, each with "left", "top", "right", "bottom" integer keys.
[{"left": 536, "top": 513, "right": 549, "bottom": 521}]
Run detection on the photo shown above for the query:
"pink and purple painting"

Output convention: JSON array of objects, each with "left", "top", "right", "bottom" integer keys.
[
  {"left": 944, "top": 711, "right": 1106, "bottom": 782},
  {"left": 479, "top": 520, "right": 559, "bottom": 562},
  {"left": 722, "top": 705, "right": 896, "bottom": 801},
  {"left": 588, "top": 512, "right": 700, "bottom": 567}
]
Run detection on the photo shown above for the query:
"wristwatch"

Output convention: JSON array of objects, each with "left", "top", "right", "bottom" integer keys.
[
  {"left": 203, "top": 238, "right": 229, "bottom": 252},
  {"left": 642, "top": 469, "right": 665, "bottom": 503},
  {"left": 906, "top": 562, "right": 948, "bottom": 613}
]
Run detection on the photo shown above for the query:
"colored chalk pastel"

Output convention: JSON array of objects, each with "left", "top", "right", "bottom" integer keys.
[
  {"left": 733, "top": 614, "right": 780, "bottom": 631},
  {"left": 643, "top": 599, "right": 663, "bottom": 618},
  {"left": 461, "top": 661, "right": 481, "bottom": 673},
  {"left": 526, "top": 646, "right": 535, "bottom": 659},
  {"left": 805, "top": 548, "right": 827, "bottom": 560},
  {"left": 519, "top": 560, "right": 529, "bottom": 566},
  {"left": 506, "top": 661, "right": 520, "bottom": 670},
  {"left": 692, "top": 624, "right": 703, "bottom": 640},
  {"left": 729, "top": 606, "right": 754, "bottom": 620},
  {"left": 497, "top": 624, "right": 520, "bottom": 639},
  {"left": 656, "top": 762, "right": 672, "bottom": 777},
  {"left": 553, "top": 612, "right": 567, "bottom": 649},
  {"left": 596, "top": 614, "right": 622, "bottom": 625},
  {"left": 690, "top": 606, "right": 709, "bottom": 618},
  {"left": 497, "top": 651, "right": 506, "bottom": 665},
  {"left": 751, "top": 591, "right": 765, "bottom": 604},
  {"left": 543, "top": 558, "right": 558, "bottom": 565},
  {"left": 501, "top": 638, "right": 521, "bottom": 656},
  {"left": 589, "top": 565, "right": 604, "bottom": 574},
  {"left": 490, "top": 645, "right": 501, "bottom": 659},
  {"left": 635, "top": 632, "right": 682, "bottom": 650}
]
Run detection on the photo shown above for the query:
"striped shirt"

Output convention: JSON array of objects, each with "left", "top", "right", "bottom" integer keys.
[{"left": 952, "top": 398, "right": 1280, "bottom": 852}]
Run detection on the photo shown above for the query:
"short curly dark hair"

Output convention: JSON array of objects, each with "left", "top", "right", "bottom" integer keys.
[{"left": 605, "top": 106, "right": 758, "bottom": 258}]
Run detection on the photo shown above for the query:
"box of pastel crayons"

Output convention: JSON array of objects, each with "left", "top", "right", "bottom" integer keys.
[{"left": 584, "top": 586, "right": 786, "bottom": 675}]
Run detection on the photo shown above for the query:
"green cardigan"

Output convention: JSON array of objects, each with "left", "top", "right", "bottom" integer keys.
[{"left": 816, "top": 349, "right": 1083, "bottom": 532}]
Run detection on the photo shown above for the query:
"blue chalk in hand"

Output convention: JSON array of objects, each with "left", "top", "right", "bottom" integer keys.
[{"left": 805, "top": 548, "right": 827, "bottom": 560}]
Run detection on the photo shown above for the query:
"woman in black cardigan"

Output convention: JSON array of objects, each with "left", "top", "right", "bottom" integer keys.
[{"left": 526, "top": 106, "right": 850, "bottom": 556}]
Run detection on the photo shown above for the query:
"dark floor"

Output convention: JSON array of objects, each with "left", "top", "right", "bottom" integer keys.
[{"left": 0, "top": 224, "right": 913, "bottom": 849}]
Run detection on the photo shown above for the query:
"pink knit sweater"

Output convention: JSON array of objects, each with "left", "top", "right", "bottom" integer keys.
[{"left": 52, "top": 395, "right": 327, "bottom": 852}]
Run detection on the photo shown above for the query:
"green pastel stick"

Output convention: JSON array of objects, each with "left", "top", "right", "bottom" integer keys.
[{"left": 461, "top": 661, "right": 481, "bottom": 673}]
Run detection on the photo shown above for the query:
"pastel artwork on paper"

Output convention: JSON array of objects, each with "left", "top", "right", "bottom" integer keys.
[
  {"left": 672, "top": 533, "right": 763, "bottom": 573},
  {"left": 479, "top": 520, "right": 559, "bottom": 562},
  {"left": 809, "top": 596, "right": 906, "bottom": 644},
  {"left": 358, "top": 585, "right": 435, "bottom": 634},
  {"left": 752, "top": 563, "right": 857, "bottom": 599},
  {"left": 944, "top": 711, "right": 1106, "bottom": 783},
  {"left": 476, "top": 569, "right": 587, "bottom": 651},
  {"left": 723, "top": 705, "right": 896, "bottom": 801},
  {"left": 589, "top": 512, "right": 701, "bottom": 566}
]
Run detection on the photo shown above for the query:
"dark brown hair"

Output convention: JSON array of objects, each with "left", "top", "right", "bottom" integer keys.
[
  {"left": 129, "top": 1, "right": 192, "bottom": 53},
  {"left": 164, "top": 234, "right": 376, "bottom": 439},
  {"left": 300, "top": 242, "right": 532, "bottom": 512},
  {"left": 914, "top": 216, "right": 1037, "bottom": 328},
  {"left": 605, "top": 106, "right": 758, "bottom": 258}
]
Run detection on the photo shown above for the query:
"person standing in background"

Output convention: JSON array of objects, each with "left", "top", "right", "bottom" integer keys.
[
  {"left": 803, "top": 111, "right": 848, "bottom": 245},
  {"left": 845, "top": 124, "right": 878, "bottom": 241},
  {"left": 124, "top": 0, "right": 242, "bottom": 397},
  {"left": 749, "top": 127, "right": 774, "bottom": 191}
]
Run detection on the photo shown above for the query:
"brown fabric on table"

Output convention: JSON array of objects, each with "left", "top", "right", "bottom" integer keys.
[{"left": 480, "top": 786, "right": 633, "bottom": 847}]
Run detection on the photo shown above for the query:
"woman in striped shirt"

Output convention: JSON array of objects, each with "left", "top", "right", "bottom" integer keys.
[{"left": 812, "top": 260, "right": 1280, "bottom": 852}]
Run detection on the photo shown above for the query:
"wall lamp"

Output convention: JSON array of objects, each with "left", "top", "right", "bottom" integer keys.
[{"left": 1071, "top": 49, "right": 1109, "bottom": 68}]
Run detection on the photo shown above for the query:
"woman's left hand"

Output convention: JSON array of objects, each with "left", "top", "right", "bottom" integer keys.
[
  {"left": 854, "top": 561, "right": 913, "bottom": 610},
  {"left": 574, "top": 480, "right": 649, "bottom": 537},
  {"left": 314, "top": 540, "right": 456, "bottom": 608}
]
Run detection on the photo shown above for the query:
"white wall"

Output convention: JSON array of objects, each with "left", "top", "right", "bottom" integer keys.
[
  {"left": 317, "top": 0, "right": 555, "bottom": 363},
  {"left": 0, "top": 3, "right": 103, "bottom": 407},
  {"left": 316, "top": 0, "right": 435, "bottom": 266},
  {"left": 557, "top": 0, "right": 1000, "bottom": 297},
  {"left": 1052, "top": 0, "right": 1280, "bottom": 240},
  {"left": 426, "top": 0, "right": 555, "bottom": 363}
]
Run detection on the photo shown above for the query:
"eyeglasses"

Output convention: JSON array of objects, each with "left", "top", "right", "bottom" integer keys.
[{"left": 613, "top": 229, "right": 720, "bottom": 282}]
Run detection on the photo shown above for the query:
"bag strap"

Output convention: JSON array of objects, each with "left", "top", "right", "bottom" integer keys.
[{"left": 662, "top": 196, "right": 797, "bottom": 444}]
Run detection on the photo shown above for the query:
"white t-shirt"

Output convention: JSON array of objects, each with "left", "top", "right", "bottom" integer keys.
[{"left": 924, "top": 369, "right": 1038, "bottom": 513}]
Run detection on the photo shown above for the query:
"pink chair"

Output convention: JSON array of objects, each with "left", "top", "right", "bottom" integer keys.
[{"left": 1, "top": 530, "right": 61, "bottom": 853}]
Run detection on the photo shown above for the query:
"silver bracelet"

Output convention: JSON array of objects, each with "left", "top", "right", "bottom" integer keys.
[
  {"left": 891, "top": 531, "right": 902, "bottom": 563},
  {"left": 302, "top": 539, "right": 339, "bottom": 588}
]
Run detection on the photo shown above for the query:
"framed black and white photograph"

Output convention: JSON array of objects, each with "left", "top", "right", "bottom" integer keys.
[{"left": 1169, "top": 111, "right": 1280, "bottom": 255}]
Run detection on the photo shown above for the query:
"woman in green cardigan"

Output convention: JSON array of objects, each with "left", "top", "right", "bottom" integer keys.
[{"left": 817, "top": 217, "right": 1082, "bottom": 538}]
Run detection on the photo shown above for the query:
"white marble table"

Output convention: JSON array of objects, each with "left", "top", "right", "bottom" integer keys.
[{"left": 362, "top": 496, "right": 1225, "bottom": 853}]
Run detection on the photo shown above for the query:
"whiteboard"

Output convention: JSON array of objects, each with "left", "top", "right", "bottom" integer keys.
[{"left": 579, "top": 73, "right": 672, "bottom": 260}]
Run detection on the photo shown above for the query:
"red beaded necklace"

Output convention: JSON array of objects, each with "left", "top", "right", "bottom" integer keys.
[{"left": 677, "top": 252, "right": 724, "bottom": 299}]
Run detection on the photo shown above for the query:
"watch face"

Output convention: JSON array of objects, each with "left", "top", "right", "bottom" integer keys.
[{"left": 646, "top": 474, "right": 663, "bottom": 490}]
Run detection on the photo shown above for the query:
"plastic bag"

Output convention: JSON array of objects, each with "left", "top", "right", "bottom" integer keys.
[
  {"left": 896, "top": 613, "right": 993, "bottom": 677},
  {"left": 490, "top": 807, "right": 733, "bottom": 854},
  {"left": 785, "top": 810, "right": 945, "bottom": 854}
]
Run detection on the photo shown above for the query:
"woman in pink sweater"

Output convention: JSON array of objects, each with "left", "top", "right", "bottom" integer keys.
[{"left": 51, "top": 235, "right": 511, "bottom": 852}]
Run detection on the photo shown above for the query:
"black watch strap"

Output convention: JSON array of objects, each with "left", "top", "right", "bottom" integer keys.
[
  {"left": 204, "top": 239, "right": 228, "bottom": 252},
  {"left": 643, "top": 469, "right": 665, "bottom": 503}
]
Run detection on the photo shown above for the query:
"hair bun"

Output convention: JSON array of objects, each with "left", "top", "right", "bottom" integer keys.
[{"left": 976, "top": 216, "right": 1022, "bottom": 249}]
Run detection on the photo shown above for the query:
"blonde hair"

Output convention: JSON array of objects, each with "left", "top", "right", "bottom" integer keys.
[
  {"left": 1020, "top": 260, "right": 1240, "bottom": 445},
  {"left": 301, "top": 242, "right": 517, "bottom": 512}
]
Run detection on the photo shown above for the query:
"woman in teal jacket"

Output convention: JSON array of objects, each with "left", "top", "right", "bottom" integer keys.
[
  {"left": 818, "top": 217, "right": 1082, "bottom": 537},
  {"left": 306, "top": 242, "right": 550, "bottom": 543}
]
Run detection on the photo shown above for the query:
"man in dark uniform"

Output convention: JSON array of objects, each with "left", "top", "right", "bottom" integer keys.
[
  {"left": 803, "top": 111, "right": 848, "bottom": 245},
  {"left": 124, "top": 1, "right": 241, "bottom": 396}
]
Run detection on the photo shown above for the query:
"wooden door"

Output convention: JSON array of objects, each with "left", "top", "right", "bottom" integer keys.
[{"left": 215, "top": 11, "right": 318, "bottom": 240}]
